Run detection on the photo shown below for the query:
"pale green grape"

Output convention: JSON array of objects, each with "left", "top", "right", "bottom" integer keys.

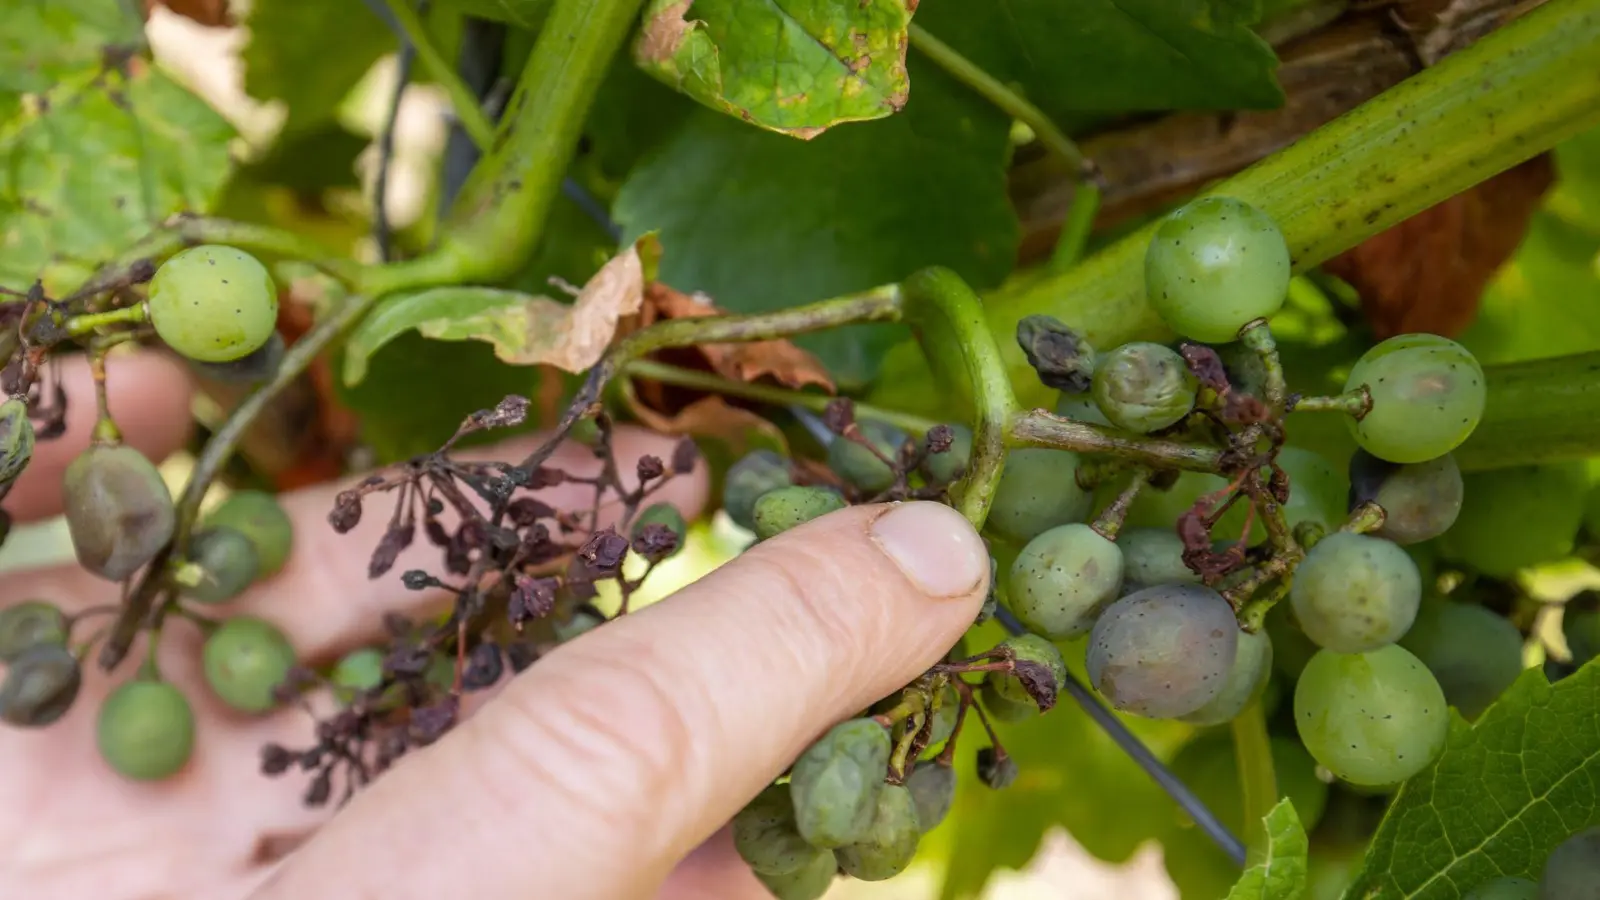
[
  {"left": 789, "top": 718, "right": 889, "bottom": 848},
  {"left": 1293, "top": 645, "right": 1448, "bottom": 786},
  {"left": 833, "top": 783, "right": 921, "bottom": 881},
  {"left": 724, "top": 451, "right": 793, "bottom": 531},
  {"left": 1091, "top": 342, "right": 1197, "bottom": 433},
  {"left": 1007, "top": 523, "right": 1124, "bottom": 639},
  {"left": 987, "top": 449, "right": 1092, "bottom": 544},
  {"left": 1145, "top": 196, "right": 1291, "bottom": 343},
  {"left": 1290, "top": 532, "right": 1421, "bottom": 652},
  {"left": 1179, "top": 627, "right": 1273, "bottom": 725},
  {"left": 1400, "top": 600, "right": 1524, "bottom": 720},
  {"left": 752, "top": 486, "right": 846, "bottom": 541},
  {"left": 827, "top": 422, "right": 907, "bottom": 494},
  {"left": 1344, "top": 333, "right": 1485, "bottom": 464},
  {"left": 201, "top": 616, "right": 297, "bottom": 713},
  {"left": 1118, "top": 527, "right": 1199, "bottom": 589},
  {"left": 733, "top": 783, "right": 828, "bottom": 876},
  {"left": 96, "top": 679, "right": 195, "bottom": 782},
  {"left": 1440, "top": 463, "right": 1587, "bottom": 578},
  {"left": 147, "top": 245, "right": 279, "bottom": 363}
]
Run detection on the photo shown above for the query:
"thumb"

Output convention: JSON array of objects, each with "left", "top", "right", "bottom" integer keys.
[{"left": 258, "top": 500, "right": 989, "bottom": 899}]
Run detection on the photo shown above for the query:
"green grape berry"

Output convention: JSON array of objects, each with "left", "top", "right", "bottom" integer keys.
[
  {"left": 1179, "top": 627, "right": 1273, "bottom": 726},
  {"left": 1348, "top": 450, "right": 1464, "bottom": 546},
  {"left": 203, "top": 490, "right": 294, "bottom": 578},
  {"left": 0, "top": 397, "right": 35, "bottom": 487},
  {"left": 1400, "top": 600, "right": 1524, "bottom": 720},
  {"left": 64, "top": 444, "right": 177, "bottom": 582},
  {"left": 1463, "top": 878, "right": 1539, "bottom": 900},
  {"left": 96, "top": 679, "right": 195, "bottom": 781},
  {"left": 905, "top": 760, "right": 956, "bottom": 833},
  {"left": 1007, "top": 523, "right": 1124, "bottom": 640},
  {"left": 180, "top": 528, "right": 261, "bottom": 605},
  {"left": 332, "top": 647, "right": 386, "bottom": 693},
  {"left": 1541, "top": 825, "right": 1600, "bottom": 900},
  {"left": 789, "top": 718, "right": 891, "bottom": 848},
  {"left": 987, "top": 448, "right": 1092, "bottom": 544},
  {"left": 0, "top": 643, "right": 81, "bottom": 727},
  {"left": 734, "top": 783, "right": 830, "bottom": 876},
  {"left": 1091, "top": 341, "right": 1198, "bottom": 433},
  {"left": 752, "top": 486, "right": 846, "bottom": 541},
  {"left": 918, "top": 424, "right": 973, "bottom": 486},
  {"left": 827, "top": 422, "right": 907, "bottom": 494},
  {"left": 1277, "top": 446, "right": 1350, "bottom": 533},
  {"left": 724, "top": 451, "right": 794, "bottom": 531},
  {"left": 1344, "top": 333, "right": 1485, "bottom": 464},
  {"left": 833, "top": 783, "right": 921, "bottom": 882},
  {"left": 1289, "top": 532, "right": 1421, "bottom": 653},
  {"left": 1293, "top": 645, "right": 1448, "bottom": 786},
  {"left": 1144, "top": 196, "right": 1291, "bottom": 343},
  {"left": 631, "top": 502, "right": 687, "bottom": 557},
  {"left": 1265, "top": 602, "right": 1319, "bottom": 680},
  {"left": 147, "top": 245, "right": 279, "bottom": 363},
  {"left": 202, "top": 616, "right": 297, "bottom": 713},
  {"left": 755, "top": 849, "right": 837, "bottom": 900},
  {"left": 1441, "top": 463, "right": 1587, "bottom": 578},
  {"left": 0, "top": 600, "right": 68, "bottom": 662},
  {"left": 1086, "top": 584, "right": 1240, "bottom": 719},
  {"left": 1118, "top": 527, "right": 1199, "bottom": 590}
]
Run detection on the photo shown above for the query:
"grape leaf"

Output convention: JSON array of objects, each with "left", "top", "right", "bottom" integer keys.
[
  {"left": 242, "top": 0, "right": 394, "bottom": 134},
  {"left": 1341, "top": 662, "right": 1600, "bottom": 899},
  {"left": 0, "top": 59, "right": 234, "bottom": 294},
  {"left": 633, "top": 0, "right": 913, "bottom": 139},
  {"left": 0, "top": 0, "right": 142, "bottom": 104},
  {"left": 911, "top": 0, "right": 1283, "bottom": 127},
  {"left": 613, "top": 55, "right": 1016, "bottom": 388},
  {"left": 1226, "top": 800, "right": 1309, "bottom": 900}
]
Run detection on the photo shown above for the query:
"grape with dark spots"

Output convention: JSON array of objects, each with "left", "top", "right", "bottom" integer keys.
[
  {"left": 0, "top": 600, "right": 67, "bottom": 661},
  {"left": 1179, "top": 626, "right": 1273, "bottom": 725},
  {"left": 734, "top": 783, "right": 829, "bottom": 876},
  {"left": 984, "top": 633, "right": 1068, "bottom": 712},
  {"left": 986, "top": 448, "right": 1093, "bottom": 544},
  {"left": 1144, "top": 196, "right": 1291, "bottom": 343},
  {"left": 1091, "top": 341, "right": 1198, "bottom": 433},
  {"left": 1293, "top": 645, "right": 1447, "bottom": 786},
  {"left": 1344, "top": 333, "right": 1485, "bottom": 463},
  {"left": 789, "top": 718, "right": 890, "bottom": 848},
  {"left": 147, "top": 245, "right": 278, "bottom": 363},
  {"left": 1007, "top": 523, "right": 1124, "bottom": 639},
  {"left": 1347, "top": 450, "right": 1463, "bottom": 545},
  {"left": 181, "top": 528, "right": 261, "bottom": 605},
  {"left": 752, "top": 486, "right": 846, "bottom": 541},
  {"left": 1118, "top": 527, "right": 1200, "bottom": 589},
  {"left": 96, "top": 679, "right": 195, "bottom": 781},
  {"left": 833, "top": 783, "right": 921, "bottom": 881},
  {"left": 1085, "top": 584, "right": 1240, "bottom": 719},
  {"left": 0, "top": 643, "right": 81, "bottom": 727},
  {"left": 723, "top": 451, "right": 793, "bottom": 531},
  {"left": 827, "top": 421, "right": 907, "bottom": 494},
  {"left": 1290, "top": 532, "right": 1420, "bottom": 652},
  {"left": 63, "top": 444, "right": 177, "bottom": 582}
]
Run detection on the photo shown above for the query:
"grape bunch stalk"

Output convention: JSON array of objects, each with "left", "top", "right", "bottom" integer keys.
[{"left": 0, "top": 189, "right": 1592, "bottom": 900}]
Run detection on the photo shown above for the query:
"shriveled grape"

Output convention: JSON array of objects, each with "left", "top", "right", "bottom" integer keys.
[
  {"left": 987, "top": 448, "right": 1092, "bottom": 544},
  {"left": 724, "top": 451, "right": 793, "bottom": 531},
  {"left": 984, "top": 633, "right": 1069, "bottom": 711},
  {"left": 1091, "top": 342, "right": 1198, "bottom": 433},
  {"left": 631, "top": 502, "right": 686, "bottom": 557},
  {"left": 755, "top": 848, "right": 837, "bottom": 900},
  {"left": 1541, "top": 825, "right": 1600, "bottom": 900},
  {"left": 202, "top": 616, "right": 297, "bottom": 713},
  {"left": 0, "top": 397, "right": 34, "bottom": 486},
  {"left": 181, "top": 528, "right": 261, "bottom": 605},
  {"left": 96, "top": 679, "right": 195, "bottom": 781},
  {"left": 1290, "top": 532, "right": 1421, "bottom": 652},
  {"left": 734, "top": 783, "right": 828, "bottom": 876},
  {"left": 1344, "top": 333, "right": 1485, "bottom": 464},
  {"left": 752, "top": 486, "right": 846, "bottom": 540},
  {"left": 827, "top": 422, "right": 907, "bottom": 494},
  {"left": 905, "top": 760, "right": 956, "bottom": 833},
  {"left": 1144, "top": 196, "right": 1291, "bottom": 343},
  {"left": 1086, "top": 584, "right": 1240, "bottom": 719},
  {"left": 1179, "top": 627, "right": 1273, "bottom": 725},
  {"left": 204, "top": 490, "right": 294, "bottom": 577},
  {"left": 147, "top": 245, "right": 279, "bottom": 363},
  {"left": 1347, "top": 450, "right": 1464, "bottom": 545},
  {"left": 0, "top": 600, "right": 67, "bottom": 661},
  {"left": 1118, "top": 527, "right": 1199, "bottom": 589},
  {"left": 1293, "top": 645, "right": 1448, "bottom": 786},
  {"left": 1007, "top": 523, "right": 1124, "bottom": 639},
  {"left": 0, "top": 643, "right": 81, "bottom": 727},
  {"left": 64, "top": 444, "right": 176, "bottom": 582},
  {"left": 1400, "top": 600, "right": 1524, "bottom": 719},
  {"left": 833, "top": 783, "right": 921, "bottom": 881},
  {"left": 919, "top": 424, "right": 973, "bottom": 485},
  {"left": 1441, "top": 463, "right": 1587, "bottom": 578},
  {"left": 789, "top": 718, "right": 890, "bottom": 848}
]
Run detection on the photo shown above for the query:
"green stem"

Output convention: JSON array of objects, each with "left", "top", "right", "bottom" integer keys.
[
  {"left": 1455, "top": 351, "right": 1600, "bottom": 471},
  {"left": 987, "top": 0, "right": 1600, "bottom": 409},
  {"left": 907, "top": 24, "right": 1090, "bottom": 178},
  {"left": 1231, "top": 700, "right": 1277, "bottom": 863},
  {"left": 63, "top": 304, "right": 148, "bottom": 337},
  {"left": 380, "top": 0, "right": 495, "bottom": 150},
  {"left": 900, "top": 268, "right": 1020, "bottom": 530},
  {"left": 1290, "top": 389, "right": 1370, "bottom": 417},
  {"left": 622, "top": 359, "right": 940, "bottom": 435},
  {"left": 80, "top": 216, "right": 365, "bottom": 297},
  {"left": 97, "top": 292, "right": 378, "bottom": 671},
  {"left": 1049, "top": 181, "right": 1100, "bottom": 273},
  {"left": 380, "top": 0, "right": 646, "bottom": 289},
  {"left": 1008, "top": 410, "right": 1224, "bottom": 472}
]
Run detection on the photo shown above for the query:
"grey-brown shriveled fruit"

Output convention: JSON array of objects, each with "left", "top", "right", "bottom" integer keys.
[{"left": 63, "top": 444, "right": 176, "bottom": 581}]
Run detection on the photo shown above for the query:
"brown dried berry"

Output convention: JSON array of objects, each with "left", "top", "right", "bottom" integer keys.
[{"left": 63, "top": 444, "right": 176, "bottom": 581}]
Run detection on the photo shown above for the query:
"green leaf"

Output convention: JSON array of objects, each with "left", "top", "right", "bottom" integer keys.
[
  {"left": 242, "top": 0, "right": 394, "bottom": 134},
  {"left": 613, "top": 54, "right": 1016, "bottom": 387},
  {"left": 1341, "top": 662, "right": 1600, "bottom": 899},
  {"left": 0, "top": 0, "right": 141, "bottom": 105},
  {"left": 911, "top": 0, "right": 1283, "bottom": 127},
  {"left": 1226, "top": 800, "right": 1309, "bottom": 900},
  {"left": 633, "top": 0, "right": 913, "bottom": 138},
  {"left": 0, "top": 61, "right": 235, "bottom": 293},
  {"left": 1458, "top": 211, "right": 1600, "bottom": 366}
]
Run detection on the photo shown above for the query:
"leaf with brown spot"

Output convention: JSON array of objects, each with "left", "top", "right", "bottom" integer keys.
[
  {"left": 633, "top": 282, "right": 836, "bottom": 392},
  {"left": 1323, "top": 154, "right": 1555, "bottom": 339}
]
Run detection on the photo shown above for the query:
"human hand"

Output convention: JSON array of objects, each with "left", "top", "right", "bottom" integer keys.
[{"left": 0, "top": 352, "right": 990, "bottom": 900}]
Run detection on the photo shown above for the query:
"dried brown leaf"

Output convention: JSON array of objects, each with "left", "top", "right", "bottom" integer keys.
[{"left": 635, "top": 283, "right": 835, "bottom": 392}]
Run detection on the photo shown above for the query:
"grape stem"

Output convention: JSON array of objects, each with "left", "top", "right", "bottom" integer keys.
[
  {"left": 1049, "top": 182, "right": 1101, "bottom": 274},
  {"left": 1289, "top": 388, "right": 1371, "bottom": 418},
  {"left": 1239, "top": 320, "right": 1288, "bottom": 415},
  {"left": 1008, "top": 410, "right": 1224, "bottom": 472},
  {"left": 63, "top": 304, "right": 149, "bottom": 338},
  {"left": 1089, "top": 468, "right": 1147, "bottom": 540},
  {"left": 1340, "top": 501, "right": 1387, "bottom": 535},
  {"left": 1231, "top": 699, "right": 1278, "bottom": 864}
]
